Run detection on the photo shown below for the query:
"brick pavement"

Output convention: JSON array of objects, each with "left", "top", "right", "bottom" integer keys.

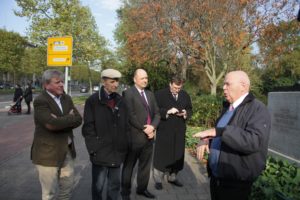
[{"left": 0, "top": 107, "right": 210, "bottom": 200}]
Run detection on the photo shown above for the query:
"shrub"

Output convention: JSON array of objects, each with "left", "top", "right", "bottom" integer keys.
[
  {"left": 188, "top": 95, "right": 223, "bottom": 128},
  {"left": 250, "top": 157, "right": 300, "bottom": 200},
  {"left": 185, "top": 126, "right": 204, "bottom": 149}
]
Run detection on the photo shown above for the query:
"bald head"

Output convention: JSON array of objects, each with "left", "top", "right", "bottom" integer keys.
[
  {"left": 134, "top": 69, "right": 148, "bottom": 90},
  {"left": 227, "top": 71, "right": 250, "bottom": 89},
  {"left": 223, "top": 70, "right": 250, "bottom": 103}
]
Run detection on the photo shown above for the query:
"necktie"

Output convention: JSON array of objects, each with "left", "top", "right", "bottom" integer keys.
[
  {"left": 173, "top": 93, "right": 177, "bottom": 101},
  {"left": 229, "top": 104, "right": 234, "bottom": 111},
  {"left": 141, "top": 91, "right": 151, "bottom": 124}
]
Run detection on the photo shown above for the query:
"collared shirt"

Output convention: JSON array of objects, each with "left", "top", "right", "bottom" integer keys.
[
  {"left": 46, "top": 90, "right": 63, "bottom": 113},
  {"left": 135, "top": 86, "right": 149, "bottom": 105},
  {"left": 232, "top": 92, "right": 249, "bottom": 110},
  {"left": 46, "top": 90, "right": 72, "bottom": 145}
]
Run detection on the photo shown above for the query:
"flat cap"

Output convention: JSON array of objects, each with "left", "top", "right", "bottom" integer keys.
[{"left": 101, "top": 69, "right": 122, "bottom": 79}]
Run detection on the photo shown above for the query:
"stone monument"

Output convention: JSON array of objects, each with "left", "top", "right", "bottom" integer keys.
[{"left": 268, "top": 92, "right": 300, "bottom": 165}]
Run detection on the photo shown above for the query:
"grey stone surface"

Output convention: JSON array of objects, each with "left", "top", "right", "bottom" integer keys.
[{"left": 268, "top": 92, "right": 300, "bottom": 164}]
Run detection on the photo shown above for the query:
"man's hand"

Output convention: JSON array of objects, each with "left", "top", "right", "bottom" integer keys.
[
  {"left": 167, "top": 107, "right": 179, "bottom": 115},
  {"left": 69, "top": 109, "right": 74, "bottom": 115},
  {"left": 176, "top": 109, "right": 187, "bottom": 118},
  {"left": 196, "top": 139, "right": 209, "bottom": 161},
  {"left": 193, "top": 129, "right": 216, "bottom": 161},
  {"left": 143, "top": 125, "right": 155, "bottom": 139},
  {"left": 193, "top": 128, "right": 216, "bottom": 140},
  {"left": 51, "top": 113, "right": 57, "bottom": 118}
]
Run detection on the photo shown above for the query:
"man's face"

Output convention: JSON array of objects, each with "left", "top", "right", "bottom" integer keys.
[
  {"left": 134, "top": 70, "right": 148, "bottom": 90},
  {"left": 223, "top": 73, "right": 244, "bottom": 104},
  {"left": 103, "top": 78, "right": 119, "bottom": 94},
  {"left": 45, "top": 77, "right": 64, "bottom": 96},
  {"left": 169, "top": 82, "right": 182, "bottom": 95}
]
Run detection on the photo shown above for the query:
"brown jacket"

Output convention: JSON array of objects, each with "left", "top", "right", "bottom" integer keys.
[{"left": 31, "top": 91, "right": 82, "bottom": 167}]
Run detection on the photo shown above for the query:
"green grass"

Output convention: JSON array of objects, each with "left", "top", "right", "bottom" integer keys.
[
  {"left": 72, "top": 96, "right": 88, "bottom": 105},
  {"left": 0, "top": 89, "right": 14, "bottom": 95}
]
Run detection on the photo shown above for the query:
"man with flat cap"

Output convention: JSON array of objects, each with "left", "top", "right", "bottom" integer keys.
[{"left": 82, "top": 68, "right": 130, "bottom": 200}]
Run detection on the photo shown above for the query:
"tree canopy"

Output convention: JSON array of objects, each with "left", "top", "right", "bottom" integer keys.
[{"left": 115, "top": 0, "right": 298, "bottom": 95}]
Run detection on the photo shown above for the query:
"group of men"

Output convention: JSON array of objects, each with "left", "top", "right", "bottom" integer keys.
[{"left": 30, "top": 68, "right": 271, "bottom": 200}]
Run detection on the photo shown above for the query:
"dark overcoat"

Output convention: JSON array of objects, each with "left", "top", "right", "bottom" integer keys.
[
  {"left": 153, "top": 87, "right": 192, "bottom": 172},
  {"left": 82, "top": 87, "right": 130, "bottom": 167},
  {"left": 24, "top": 85, "right": 33, "bottom": 102}
]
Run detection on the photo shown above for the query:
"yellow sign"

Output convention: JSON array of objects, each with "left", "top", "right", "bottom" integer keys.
[
  {"left": 47, "top": 54, "right": 72, "bottom": 66},
  {"left": 47, "top": 36, "right": 73, "bottom": 66}
]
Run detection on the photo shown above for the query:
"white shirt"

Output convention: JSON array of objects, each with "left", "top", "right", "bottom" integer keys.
[
  {"left": 135, "top": 86, "right": 149, "bottom": 105},
  {"left": 232, "top": 92, "right": 249, "bottom": 110},
  {"left": 46, "top": 91, "right": 63, "bottom": 113}
]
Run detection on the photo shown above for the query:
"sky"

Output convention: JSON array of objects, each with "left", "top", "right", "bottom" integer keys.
[{"left": 0, "top": 0, "right": 122, "bottom": 48}]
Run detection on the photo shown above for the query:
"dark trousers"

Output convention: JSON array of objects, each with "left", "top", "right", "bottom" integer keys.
[
  {"left": 210, "top": 176, "right": 253, "bottom": 200},
  {"left": 25, "top": 101, "right": 31, "bottom": 114},
  {"left": 92, "top": 164, "right": 121, "bottom": 200},
  {"left": 121, "top": 141, "right": 153, "bottom": 196}
]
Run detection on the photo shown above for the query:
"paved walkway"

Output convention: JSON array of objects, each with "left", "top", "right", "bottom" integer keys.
[{"left": 0, "top": 107, "right": 210, "bottom": 200}]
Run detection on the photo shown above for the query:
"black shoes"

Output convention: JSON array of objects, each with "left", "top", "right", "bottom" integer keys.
[
  {"left": 136, "top": 190, "right": 155, "bottom": 199},
  {"left": 155, "top": 182, "right": 163, "bottom": 190},
  {"left": 168, "top": 179, "right": 183, "bottom": 187}
]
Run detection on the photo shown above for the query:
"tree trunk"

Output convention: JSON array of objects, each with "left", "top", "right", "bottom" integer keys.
[{"left": 181, "top": 55, "right": 188, "bottom": 80}]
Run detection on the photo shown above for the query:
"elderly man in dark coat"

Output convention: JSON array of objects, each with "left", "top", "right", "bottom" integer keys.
[
  {"left": 153, "top": 76, "right": 192, "bottom": 190},
  {"left": 193, "top": 71, "right": 271, "bottom": 200}
]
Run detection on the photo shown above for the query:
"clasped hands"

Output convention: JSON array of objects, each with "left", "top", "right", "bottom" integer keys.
[
  {"left": 143, "top": 124, "right": 155, "bottom": 139},
  {"left": 167, "top": 107, "right": 187, "bottom": 118},
  {"left": 192, "top": 128, "right": 216, "bottom": 161}
]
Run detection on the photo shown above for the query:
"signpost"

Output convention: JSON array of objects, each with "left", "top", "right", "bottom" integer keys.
[{"left": 47, "top": 36, "right": 73, "bottom": 94}]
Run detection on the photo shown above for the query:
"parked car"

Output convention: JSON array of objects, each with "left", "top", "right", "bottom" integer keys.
[
  {"left": 80, "top": 86, "right": 89, "bottom": 93},
  {"left": 93, "top": 85, "right": 100, "bottom": 93},
  {"left": 0, "top": 83, "right": 14, "bottom": 89}
]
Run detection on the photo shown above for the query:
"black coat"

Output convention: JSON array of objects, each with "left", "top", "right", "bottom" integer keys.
[
  {"left": 13, "top": 87, "right": 23, "bottom": 102},
  {"left": 153, "top": 87, "right": 192, "bottom": 172},
  {"left": 24, "top": 86, "right": 33, "bottom": 102},
  {"left": 210, "top": 93, "right": 271, "bottom": 181},
  {"left": 82, "top": 87, "right": 130, "bottom": 167}
]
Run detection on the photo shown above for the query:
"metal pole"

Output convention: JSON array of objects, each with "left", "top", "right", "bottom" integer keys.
[{"left": 65, "top": 66, "right": 69, "bottom": 94}]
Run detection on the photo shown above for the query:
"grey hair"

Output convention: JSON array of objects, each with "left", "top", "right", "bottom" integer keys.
[{"left": 42, "top": 69, "right": 64, "bottom": 84}]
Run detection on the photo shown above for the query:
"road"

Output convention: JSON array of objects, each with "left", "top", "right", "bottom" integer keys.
[{"left": 0, "top": 91, "right": 89, "bottom": 113}]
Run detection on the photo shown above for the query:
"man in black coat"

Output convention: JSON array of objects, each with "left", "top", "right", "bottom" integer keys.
[
  {"left": 82, "top": 69, "right": 129, "bottom": 200},
  {"left": 152, "top": 76, "right": 192, "bottom": 190},
  {"left": 121, "top": 69, "right": 160, "bottom": 200},
  {"left": 193, "top": 71, "right": 271, "bottom": 200},
  {"left": 24, "top": 81, "right": 33, "bottom": 114}
]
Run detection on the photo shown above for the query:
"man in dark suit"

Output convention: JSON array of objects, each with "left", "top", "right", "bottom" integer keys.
[
  {"left": 31, "top": 69, "right": 82, "bottom": 200},
  {"left": 121, "top": 69, "right": 160, "bottom": 200},
  {"left": 153, "top": 76, "right": 192, "bottom": 190}
]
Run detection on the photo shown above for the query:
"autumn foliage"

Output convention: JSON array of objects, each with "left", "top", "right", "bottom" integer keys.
[{"left": 117, "top": 0, "right": 297, "bottom": 95}]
